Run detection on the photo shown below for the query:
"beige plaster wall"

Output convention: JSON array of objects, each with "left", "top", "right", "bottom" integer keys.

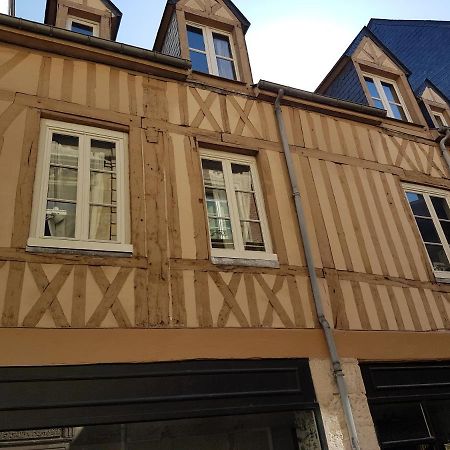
[{"left": 310, "top": 358, "right": 380, "bottom": 450}]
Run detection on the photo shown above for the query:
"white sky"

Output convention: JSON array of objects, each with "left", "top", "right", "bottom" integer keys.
[
  {"left": 0, "top": 0, "right": 8, "bottom": 15},
  {"left": 14, "top": 0, "right": 450, "bottom": 92}
]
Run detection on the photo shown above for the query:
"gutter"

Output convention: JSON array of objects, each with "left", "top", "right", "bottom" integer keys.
[
  {"left": 0, "top": 14, "right": 191, "bottom": 71},
  {"left": 273, "top": 89, "right": 361, "bottom": 450},
  {"left": 258, "top": 79, "right": 387, "bottom": 119},
  {"left": 438, "top": 126, "right": 450, "bottom": 172}
]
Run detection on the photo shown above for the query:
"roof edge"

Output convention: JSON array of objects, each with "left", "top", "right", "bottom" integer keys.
[
  {"left": 0, "top": 14, "right": 190, "bottom": 72},
  {"left": 258, "top": 79, "right": 387, "bottom": 119}
]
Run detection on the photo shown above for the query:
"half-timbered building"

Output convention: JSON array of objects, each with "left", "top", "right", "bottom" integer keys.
[{"left": 0, "top": 1, "right": 448, "bottom": 449}]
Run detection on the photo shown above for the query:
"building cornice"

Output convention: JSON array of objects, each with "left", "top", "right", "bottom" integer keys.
[{"left": 0, "top": 15, "right": 190, "bottom": 81}]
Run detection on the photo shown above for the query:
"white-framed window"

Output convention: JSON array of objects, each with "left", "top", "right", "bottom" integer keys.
[
  {"left": 431, "top": 110, "right": 448, "bottom": 128},
  {"left": 186, "top": 23, "right": 239, "bottom": 81},
  {"left": 403, "top": 183, "right": 450, "bottom": 280},
  {"left": 28, "top": 120, "right": 132, "bottom": 254},
  {"left": 363, "top": 74, "right": 412, "bottom": 122},
  {"left": 200, "top": 150, "right": 276, "bottom": 262},
  {"left": 66, "top": 16, "right": 99, "bottom": 37}
]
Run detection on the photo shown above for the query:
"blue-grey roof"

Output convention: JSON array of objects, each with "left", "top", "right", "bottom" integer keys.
[
  {"left": 317, "top": 19, "right": 450, "bottom": 107},
  {"left": 343, "top": 26, "right": 410, "bottom": 75},
  {"left": 368, "top": 19, "right": 450, "bottom": 99}
]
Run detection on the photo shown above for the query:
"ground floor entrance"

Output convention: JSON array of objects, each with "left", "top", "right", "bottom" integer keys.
[
  {"left": 362, "top": 361, "right": 450, "bottom": 450},
  {"left": 0, "top": 359, "right": 326, "bottom": 449}
]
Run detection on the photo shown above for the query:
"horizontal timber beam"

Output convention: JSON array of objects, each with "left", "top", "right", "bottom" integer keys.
[{"left": 0, "top": 328, "right": 448, "bottom": 366}]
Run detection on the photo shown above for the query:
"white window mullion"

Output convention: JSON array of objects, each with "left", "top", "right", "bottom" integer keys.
[
  {"left": 37, "top": 127, "right": 53, "bottom": 238},
  {"left": 116, "top": 138, "right": 125, "bottom": 244},
  {"left": 223, "top": 160, "right": 244, "bottom": 252},
  {"left": 77, "top": 133, "right": 88, "bottom": 242},
  {"left": 205, "top": 29, "right": 219, "bottom": 77},
  {"left": 250, "top": 163, "right": 273, "bottom": 254}
]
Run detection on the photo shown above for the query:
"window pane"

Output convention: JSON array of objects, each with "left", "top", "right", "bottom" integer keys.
[
  {"left": 205, "top": 188, "right": 230, "bottom": 218},
  {"left": 71, "top": 21, "right": 94, "bottom": 36},
  {"left": 91, "top": 140, "right": 116, "bottom": 172},
  {"left": 187, "top": 25, "right": 205, "bottom": 51},
  {"left": 381, "top": 81, "right": 401, "bottom": 103},
  {"left": 425, "top": 244, "right": 450, "bottom": 271},
  {"left": 390, "top": 103, "right": 408, "bottom": 121},
  {"left": 208, "top": 217, "right": 234, "bottom": 249},
  {"left": 426, "top": 399, "right": 450, "bottom": 446},
  {"left": 213, "top": 33, "right": 232, "bottom": 58},
  {"left": 416, "top": 217, "right": 441, "bottom": 243},
  {"left": 45, "top": 201, "right": 76, "bottom": 238},
  {"left": 90, "top": 172, "right": 117, "bottom": 206},
  {"left": 406, "top": 192, "right": 431, "bottom": 217},
  {"left": 364, "top": 77, "right": 379, "bottom": 99},
  {"left": 50, "top": 134, "right": 79, "bottom": 167},
  {"left": 48, "top": 167, "right": 78, "bottom": 201},
  {"left": 373, "top": 99, "right": 384, "bottom": 110},
  {"left": 202, "top": 159, "right": 225, "bottom": 188},
  {"left": 440, "top": 220, "right": 450, "bottom": 243},
  {"left": 235, "top": 192, "right": 260, "bottom": 221},
  {"left": 434, "top": 114, "right": 445, "bottom": 127},
  {"left": 431, "top": 196, "right": 450, "bottom": 220},
  {"left": 241, "top": 221, "right": 265, "bottom": 252},
  {"left": 232, "top": 164, "right": 254, "bottom": 191},
  {"left": 190, "top": 51, "right": 209, "bottom": 73},
  {"left": 89, "top": 206, "right": 117, "bottom": 241},
  {"left": 217, "top": 58, "right": 236, "bottom": 80},
  {"left": 371, "top": 402, "right": 431, "bottom": 444}
]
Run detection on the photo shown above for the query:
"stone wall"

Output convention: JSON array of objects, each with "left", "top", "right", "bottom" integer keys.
[{"left": 310, "top": 359, "right": 380, "bottom": 450}]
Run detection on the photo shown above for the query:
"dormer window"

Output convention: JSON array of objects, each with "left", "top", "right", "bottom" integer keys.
[
  {"left": 364, "top": 75, "right": 411, "bottom": 121},
  {"left": 429, "top": 107, "right": 448, "bottom": 128},
  {"left": 187, "top": 24, "right": 238, "bottom": 81},
  {"left": 67, "top": 16, "right": 99, "bottom": 37}
]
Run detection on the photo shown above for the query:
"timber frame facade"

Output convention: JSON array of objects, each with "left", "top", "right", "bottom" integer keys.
[{"left": 0, "top": 1, "right": 449, "bottom": 449}]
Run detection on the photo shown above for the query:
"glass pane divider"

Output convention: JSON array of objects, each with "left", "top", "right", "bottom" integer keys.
[
  {"left": 89, "top": 202, "right": 116, "bottom": 208},
  {"left": 90, "top": 168, "right": 116, "bottom": 174},
  {"left": 47, "top": 198, "right": 77, "bottom": 204},
  {"left": 49, "top": 163, "right": 79, "bottom": 170}
]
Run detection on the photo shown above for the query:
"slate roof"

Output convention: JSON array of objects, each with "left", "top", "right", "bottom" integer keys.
[
  {"left": 368, "top": 19, "right": 450, "bottom": 100},
  {"left": 317, "top": 18, "right": 450, "bottom": 107}
]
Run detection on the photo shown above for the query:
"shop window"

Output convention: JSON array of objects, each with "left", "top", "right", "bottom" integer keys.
[
  {"left": 0, "top": 412, "right": 325, "bottom": 449},
  {"left": 28, "top": 120, "right": 132, "bottom": 254},
  {"left": 187, "top": 23, "right": 239, "bottom": 80},
  {"left": 371, "top": 400, "right": 450, "bottom": 449},
  {"left": 403, "top": 184, "right": 450, "bottom": 280},
  {"left": 200, "top": 149, "right": 277, "bottom": 264},
  {"left": 371, "top": 402, "right": 433, "bottom": 446}
]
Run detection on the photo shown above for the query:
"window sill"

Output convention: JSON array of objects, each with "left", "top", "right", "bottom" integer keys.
[
  {"left": 435, "top": 276, "right": 450, "bottom": 284},
  {"left": 27, "top": 238, "right": 133, "bottom": 258},
  {"left": 211, "top": 255, "right": 280, "bottom": 269}
]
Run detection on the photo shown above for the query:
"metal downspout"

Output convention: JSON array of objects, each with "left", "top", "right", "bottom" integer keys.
[
  {"left": 273, "top": 89, "right": 361, "bottom": 450},
  {"left": 438, "top": 126, "right": 450, "bottom": 171},
  {"left": 8, "top": 0, "right": 15, "bottom": 16}
]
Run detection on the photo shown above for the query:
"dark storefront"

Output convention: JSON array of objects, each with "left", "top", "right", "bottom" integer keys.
[
  {"left": 0, "top": 359, "right": 327, "bottom": 449},
  {"left": 362, "top": 362, "right": 450, "bottom": 450}
]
